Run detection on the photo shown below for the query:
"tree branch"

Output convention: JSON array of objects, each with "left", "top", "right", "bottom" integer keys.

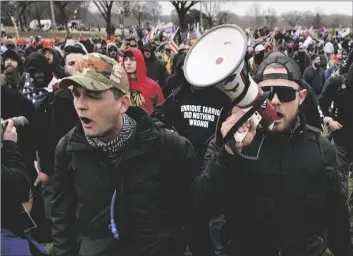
[
  {"left": 93, "top": 1, "right": 108, "bottom": 21},
  {"left": 185, "top": 1, "right": 199, "bottom": 12}
]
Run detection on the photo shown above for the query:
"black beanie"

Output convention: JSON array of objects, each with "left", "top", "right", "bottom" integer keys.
[{"left": 2, "top": 49, "right": 24, "bottom": 74}]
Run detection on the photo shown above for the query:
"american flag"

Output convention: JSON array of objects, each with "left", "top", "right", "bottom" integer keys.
[
  {"left": 169, "top": 27, "right": 179, "bottom": 54},
  {"left": 22, "top": 73, "right": 51, "bottom": 110}
]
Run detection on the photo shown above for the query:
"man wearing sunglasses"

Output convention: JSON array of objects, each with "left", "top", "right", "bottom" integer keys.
[{"left": 191, "top": 54, "right": 352, "bottom": 256}]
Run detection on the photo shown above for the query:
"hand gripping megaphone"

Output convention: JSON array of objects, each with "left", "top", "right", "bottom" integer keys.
[{"left": 183, "top": 24, "right": 277, "bottom": 144}]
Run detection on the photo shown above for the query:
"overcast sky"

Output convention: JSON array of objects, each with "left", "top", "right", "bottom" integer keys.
[{"left": 160, "top": 2, "right": 353, "bottom": 16}]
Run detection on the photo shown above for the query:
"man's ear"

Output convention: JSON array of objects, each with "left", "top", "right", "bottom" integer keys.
[
  {"left": 299, "top": 89, "right": 307, "bottom": 105},
  {"left": 119, "top": 95, "right": 130, "bottom": 114}
]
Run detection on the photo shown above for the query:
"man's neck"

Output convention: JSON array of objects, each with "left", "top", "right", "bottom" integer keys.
[{"left": 312, "top": 64, "right": 317, "bottom": 70}]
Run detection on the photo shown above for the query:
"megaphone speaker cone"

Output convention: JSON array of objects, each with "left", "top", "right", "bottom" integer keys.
[{"left": 184, "top": 24, "right": 248, "bottom": 88}]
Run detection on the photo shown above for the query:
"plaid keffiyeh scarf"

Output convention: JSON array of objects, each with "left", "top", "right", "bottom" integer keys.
[{"left": 86, "top": 114, "right": 136, "bottom": 155}]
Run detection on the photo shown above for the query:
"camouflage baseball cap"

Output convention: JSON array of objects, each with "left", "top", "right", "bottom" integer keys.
[{"left": 59, "top": 53, "right": 129, "bottom": 93}]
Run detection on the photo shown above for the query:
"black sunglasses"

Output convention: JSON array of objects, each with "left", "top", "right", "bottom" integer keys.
[{"left": 261, "top": 86, "right": 300, "bottom": 103}]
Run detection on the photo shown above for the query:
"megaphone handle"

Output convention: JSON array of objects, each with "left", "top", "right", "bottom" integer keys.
[
  {"left": 233, "top": 112, "right": 262, "bottom": 143},
  {"left": 223, "top": 91, "right": 271, "bottom": 143},
  {"left": 223, "top": 105, "right": 257, "bottom": 143}
]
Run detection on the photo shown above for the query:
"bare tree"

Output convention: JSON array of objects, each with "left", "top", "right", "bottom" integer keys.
[
  {"left": 28, "top": 2, "right": 50, "bottom": 31},
  {"left": 146, "top": 1, "right": 162, "bottom": 22},
  {"left": 263, "top": 7, "right": 277, "bottom": 29},
  {"left": 54, "top": 1, "right": 82, "bottom": 37},
  {"left": 93, "top": 1, "right": 116, "bottom": 37},
  {"left": 282, "top": 11, "right": 305, "bottom": 28},
  {"left": 132, "top": 2, "right": 149, "bottom": 27},
  {"left": 117, "top": 1, "right": 135, "bottom": 18},
  {"left": 216, "top": 11, "right": 237, "bottom": 25},
  {"left": 170, "top": 9, "right": 179, "bottom": 27},
  {"left": 16, "top": 1, "right": 32, "bottom": 31},
  {"left": 248, "top": 3, "right": 262, "bottom": 28},
  {"left": 1, "top": 1, "right": 17, "bottom": 26},
  {"left": 202, "top": 2, "right": 222, "bottom": 28},
  {"left": 170, "top": 1, "right": 199, "bottom": 34},
  {"left": 302, "top": 11, "right": 314, "bottom": 28},
  {"left": 313, "top": 13, "right": 322, "bottom": 29},
  {"left": 79, "top": 1, "right": 91, "bottom": 27}
]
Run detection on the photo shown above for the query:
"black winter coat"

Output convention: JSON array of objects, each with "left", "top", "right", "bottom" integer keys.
[
  {"left": 1, "top": 141, "right": 31, "bottom": 235},
  {"left": 51, "top": 107, "right": 196, "bottom": 256},
  {"left": 191, "top": 121, "right": 352, "bottom": 256},
  {"left": 318, "top": 75, "right": 353, "bottom": 152}
]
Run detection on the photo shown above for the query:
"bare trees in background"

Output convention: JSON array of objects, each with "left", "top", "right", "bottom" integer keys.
[
  {"left": 263, "top": 7, "right": 277, "bottom": 29},
  {"left": 202, "top": 2, "right": 222, "bottom": 28},
  {"left": 282, "top": 11, "right": 305, "bottom": 28},
  {"left": 28, "top": 2, "right": 50, "bottom": 31},
  {"left": 93, "top": 1, "right": 116, "bottom": 36},
  {"left": 146, "top": 1, "right": 162, "bottom": 22},
  {"left": 313, "top": 13, "right": 322, "bottom": 29},
  {"left": 170, "top": 1, "right": 199, "bottom": 33},
  {"left": 249, "top": 3, "right": 263, "bottom": 28},
  {"left": 1, "top": 0, "right": 352, "bottom": 35},
  {"left": 1, "top": 2, "right": 17, "bottom": 25},
  {"left": 132, "top": 2, "right": 149, "bottom": 27},
  {"left": 120, "top": 1, "right": 134, "bottom": 18},
  {"left": 54, "top": 1, "right": 82, "bottom": 37},
  {"left": 216, "top": 11, "right": 237, "bottom": 25}
]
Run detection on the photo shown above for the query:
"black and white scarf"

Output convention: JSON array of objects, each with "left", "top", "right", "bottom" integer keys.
[{"left": 86, "top": 114, "right": 136, "bottom": 154}]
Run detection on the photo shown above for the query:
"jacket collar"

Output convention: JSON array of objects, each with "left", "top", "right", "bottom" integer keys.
[{"left": 66, "top": 106, "right": 155, "bottom": 153}]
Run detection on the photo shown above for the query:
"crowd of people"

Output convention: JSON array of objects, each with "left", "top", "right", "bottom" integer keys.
[{"left": 1, "top": 23, "right": 353, "bottom": 256}]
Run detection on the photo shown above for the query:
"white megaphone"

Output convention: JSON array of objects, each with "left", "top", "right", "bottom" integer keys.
[{"left": 183, "top": 24, "right": 277, "bottom": 144}]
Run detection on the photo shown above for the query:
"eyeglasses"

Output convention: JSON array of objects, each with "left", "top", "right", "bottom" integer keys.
[{"left": 261, "top": 86, "right": 300, "bottom": 103}]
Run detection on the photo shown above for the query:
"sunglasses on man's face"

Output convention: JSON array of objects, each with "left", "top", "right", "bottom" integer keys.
[{"left": 261, "top": 86, "right": 300, "bottom": 103}]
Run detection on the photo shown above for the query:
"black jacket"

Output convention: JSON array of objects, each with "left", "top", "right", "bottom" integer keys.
[
  {"left": 292, "top": 51, "right": 311, "bottom": 75},
  {"left": 51, "top": 107, "right": 196, "bottom": 256},
  {"left": 191, "top": 120, "right": 352, "bottom": 256},
  {"left": 318, "top": 75, "right": 353, "bottom": 150},
  {"left": 303, "top": 66, "right": 326, "bottom": 96},
  {"left": 143, "top": 43, "right": 169, "bottom": 88},
  {"left": 1, "top": 140, "right": 31, "bottom": 235},
  {"left": 163, "top": 54, "right": 186, "bottom": 98},
  {"left": 42, "top": 88, "right": 78, "bottom": 179},
  {"left": 1, "top": 86, "right": 38, "bottom": 180}
]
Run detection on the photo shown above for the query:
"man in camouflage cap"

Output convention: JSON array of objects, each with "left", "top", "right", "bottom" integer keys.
[{"left": 52, "top": 53, "right": 196, "bottom": 256}]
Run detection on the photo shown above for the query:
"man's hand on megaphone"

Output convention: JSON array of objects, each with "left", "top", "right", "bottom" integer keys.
[{"left": 221, "top": 106, "right": 257, "bottom": 154}]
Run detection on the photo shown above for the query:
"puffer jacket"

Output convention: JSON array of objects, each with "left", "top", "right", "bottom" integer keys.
[
  {"left": 190, "top": 118, "right": 352, "bottom": 256},
  {"left": 51, "top": 107, "right": 196, "bottom": 256}
]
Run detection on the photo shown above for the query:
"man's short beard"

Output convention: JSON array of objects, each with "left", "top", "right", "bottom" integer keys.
[
  {"left": 4, "top": 68, "right": 20, "bottom": 89},
  {"left": 4, "top": 66, "right": 16, "bottom": 75},
  {"left": 278, "top": 107, "right": 301, "bottom": 136}
]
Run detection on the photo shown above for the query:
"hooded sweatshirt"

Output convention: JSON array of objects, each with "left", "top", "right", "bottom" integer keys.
[
  {"left": 106, "top": 42, "right": 118, "bottom": 60},
  {"left": 124, "top": 47, "right": 165, "bottom": 115},
  {"left": 142, "top": 43, "right": 169, "bottom": 88},
  {"left": 40, "top": 47, "right": 66, "bottom": 79}
]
